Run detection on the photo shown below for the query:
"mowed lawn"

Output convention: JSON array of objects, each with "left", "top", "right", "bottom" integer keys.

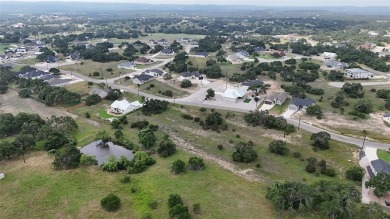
[
  {"left": 377, "top": 149, "right": 390, "bottom": 164},
  {"left": 0, "top": 150, "right": 271, "bottom": 219}
]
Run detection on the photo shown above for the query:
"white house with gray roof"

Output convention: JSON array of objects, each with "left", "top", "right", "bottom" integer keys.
[
  {"left": 110, "top": 99, "right": 142, "bottom": 115},
  {"left": 264, "top": 92, "right": 289, "bottom": 105},
  {"left": 344, "top": 68, "right": 373, "bottom": 79},
  {"left": 117, "top": 61, "right": 135, "bottom": 70}
]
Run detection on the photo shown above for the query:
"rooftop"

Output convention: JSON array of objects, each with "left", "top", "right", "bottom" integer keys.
[{"left": 291, "top": 97, "right": 315, "bottom": 107}]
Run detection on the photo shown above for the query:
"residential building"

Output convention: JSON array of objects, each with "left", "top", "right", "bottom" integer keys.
[
  {"left": 16, "top": 47, "right": 27, "bottom": 53},
  {"left": 17, "top": 69, "right": 49, "bottom": 79},
  {"left": 241, "top": 80, "right": 264, "bottom": 90},
  {"left": 134, "top": 57, "right": 152, "bottom": 64},
  {"left": 46, "top": 55, "right": 58, "bottom": 63},
  {"left": 179, "top": 71, "right": 202, "bottom": 81},
  {"left": 344, "top": 68, "right": 373, "bottom": 80},
  {"left": 66, "top": 52, "right": 80, "bottom": 61},
  {"left": 133, "top": 74, "right": 154, "bottom": 85},
  {"left": 110, "top": 100, "right": 142, "bottom": 115},
  {"left": 264, "top": 93, "right": 289, "bottom": 105},
  {"left": 195, "top": 52, "right": 208, "bottom": 57},
  {"left": 160, "top": 48, "right": 174, "bottom": 55},
  {"left": 383, "top": 112, "right": 390, "bottom": 123},
  {"left": 235, "top": 50, "right": 250, "bottom": 59},
  {"left": 222, "top": 88, "right": 246, "bottom": 102},
  {"left": 288, "top": 97, "right": 315, "bottom": 111},
  {"left": 364, "top": 147, "right": 390, "bottom": 177},
  {"left": 325, "top": 60, "right": 348, "bottom": 69},
  {"left": 322, "top": 52, "right": 337, "bottom": 59},
  {"left": 117, "top": 61, "right": 135, "bottom": 70},
  {"left": 226, "top": 54, "right": 243, "bottom": 64},
  {"left": 89, "top": 88, "right": 109, "bottom": 99},
  {"left": 144, "top": 69, "right": 164, "bottom": 77}
]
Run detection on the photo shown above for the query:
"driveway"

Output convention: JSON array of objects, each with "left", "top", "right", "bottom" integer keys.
[{"left": 282, "top": 109, "right": 296, "bottom": 118}]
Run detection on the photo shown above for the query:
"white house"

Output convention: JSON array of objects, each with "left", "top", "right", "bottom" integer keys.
[
  {"left": 110, "top": 100, "right": 142, "bottom": 115},
  {"left": 235, "top": 50, "right": 250, "bottom": 59},
  {"left": 117, "top": 61, "right": 135, "bottom": 70},
  {"left": 144, "top": 69, "right": 165, "bottom": 77},
  {"left": 288, "top": 97, "right": 315, "bottom": 111},
  {"left": 16, "top": 47, "right": 27, "bottom": 53},
  {"left": 222, "top": 88, "right": 246, "bottom": 102},
  {"left": 384, "top": 112, "right": 390, "bottom": 123},
  {"left": 226, "top": 54, "right": 243, "bottom": 64},
  {"left": 323, "top": 52, "right": 337, "bottom": 59},
  {"left": 344, "top": 68, "right": 373, "bottom": 80}
]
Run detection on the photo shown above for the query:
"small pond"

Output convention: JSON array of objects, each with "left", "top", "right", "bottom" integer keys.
[{"left": 80, "top": 140, "right": 133, "bottom": 164}]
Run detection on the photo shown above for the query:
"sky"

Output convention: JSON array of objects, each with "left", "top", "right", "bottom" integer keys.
[{"left": 6, "top": 0, "right": 390, "bottom": 7}]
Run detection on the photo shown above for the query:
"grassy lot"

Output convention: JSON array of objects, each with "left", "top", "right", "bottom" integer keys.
[
  {"left": 269, "top": 98, "right": 291, "bottom": 114},
  {"left": 89, "top": 34, "right": 205, "bottom": 45},
  {"left": 16, "top": 58, "right": 40, "bottom": 65},
  {"left": 0, "top": 43, "right": 10, "bottom": 53},
  {"left": 118, "top": 79, "right": 190, "bottom": 98},
  {"left": 60, "top": 60, "right": 135, "bottom": 79},
  {"left": 64, "top": 81, "right": 91, "bottom": 96},
  {"left": 136, "top": 61, "right": 163, "bottom": 69},
  {"left": 377, "top": 149, "right": 390, "bottom": 164}
]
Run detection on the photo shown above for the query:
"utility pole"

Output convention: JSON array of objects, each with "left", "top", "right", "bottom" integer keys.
[
  {"left": 362, "top": 130, "right": 367, "bottom": 150},
  {"left": 137, "top": 84, "right": 140, "bottom": 96},
  {"left": 119, "top": 71, "right": 121, "bottom": 84},
  {"left": 173, "top": 95, "right": 176, "bottom": 107},
  {"left": 225, "top": 70, "right": 228, "bottom": 90},
  {"left": 298, "top": 115, "right": 301, "bottom": 131}
]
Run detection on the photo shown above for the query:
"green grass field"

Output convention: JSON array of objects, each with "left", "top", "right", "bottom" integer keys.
[
  {"left": 16, "top": 58, "right": 40, "bottom": 65},
  {"left": 377, "top": 150, "right": 390, "bottom": 164},
  {"left": 64, "top": 81, "right": 91, "bottom": 96},
  {"left": 269, "top": 98, "right": 291, "bottom": 114},
  {"left": 60, "top": 60, "right": 135, "bottom": 79},
  {"left": 0, "top": 43, "right": 10, "bottom": 53}
]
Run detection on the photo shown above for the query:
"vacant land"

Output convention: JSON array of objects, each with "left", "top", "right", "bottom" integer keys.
[
  {"left": 64, "top": 81, "right": 91, "bottom": 96},
  {"left": 60, "top": 60, "right": 135, "bottom": 79},
  {"left": 117, "top": 79, "right": 190, "bottom": 98},
  {"left": 16, "top": 58, "right": 40, "bottom": 65},
  {"left": 0, "top": 43, "right": 10, "bottom": 53}
]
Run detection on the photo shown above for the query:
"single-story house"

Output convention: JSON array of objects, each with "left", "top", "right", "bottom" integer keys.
[
  {"left": 46, "top": 55, "right": 58, "bottom": 63},
  {"left": 133, "top": 74, "right": 154, "bottom": 85},
  {"left": 134, "top": 57, "right": 152, "bottom": 64},
  {"left": 222, "top": 88, "right": 246, "bottom": 102},
  {"left": 323, "top": 52, "right": 337, "bottom": 60},
  {"left": 254, "top": 47, "right": 265, "bottom": 52},
  {"left": 144, "top": 69, "right": 164, "bottom": 77},
  {"left": 325, "top": 60, "right": 348, "bottom": 69},
  {"left": 110, "top": 99, "right": 142, "bottom": 115},
  {"left": 179, "top": 71, "right": 202, "bottom": 81},
  {"left": 16, "top": 47, "right": 27, "bottom": 53},
  {"left": 17, "top": 69, "right": 49, "bottom": 79},
  {"left": 157, "top": 39, "right": 168, "bottom": 45},
  {"left": 288, "top": 97, "right": 315, "bottom": 111},
  {"left": 40, "top": 74, "right": 60, "bottom": 81},
  {"left": 117, "top": 61, "right": 135, "bottom": 70},
  {"left": 89, "top": 87, "right": 109, "bottom": 99},
  {"left": 226, "top": 54, "right": 243, "bottom": 64},
  {"left": 160, "top": 48, "right": 174, "bottom": 55},
  {"left": 344, "top": 68, "right": 373, "bottom": 80},
  {"left": 235, "top": 50, "right": 250, "bottom": 59},
  {"left": 383, "top": 112, "right": 390, "bottom": 123},
  {"left": 189, "top": 40, "right": 199, "bottom": 46},
  {"left": 66, "top": 52, "right": 80, "bottom": 61},
  {"left": 364, "top": 147, "right": 390, "bottom": 177},
  {"left": 195, "top": 52, "right": 208, "bottom": 57},
  {"left": 264, "top": 92, "right": 289, "bottom": 105},
  {"left": 242, "top": 79, "right": 264, "bottom": 88}
]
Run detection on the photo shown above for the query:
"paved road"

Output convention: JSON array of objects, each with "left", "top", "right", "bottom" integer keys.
[
  {"left": 329, "top": 81, "right": 390, "bottom": 88},
  {"left": 35, "top": 58, "right": 390, "bottom": 151}
]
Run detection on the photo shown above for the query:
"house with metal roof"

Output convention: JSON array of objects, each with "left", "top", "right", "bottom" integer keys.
[
  {"left": 235, "top": 50, "right": 250, "bottom": 59},
  {"left": 179, "top": 71, "right": 202, "bottom": 81},
  {"left": 322, "top": 52, "right": 337, "bottom": 60},
  {"left": 160, "top": 48, "right": 174, "bottom": 55},
  {"left": 325, "top": 60, "right": 348, "bottom": 69},
  {"left": 288, "top": 97, "right": 315, "bottom": 111},
  {"left": 222, "top": 88, "right": 246, "bottom": 102},
  {"left": 364, "top": 147, "right": 390, "bottom": 178},
  {"left": 383, "top": 112, "right": 390, "bottom": 123},
  {"left": 133, "top": 74, "right": 154, "bottom": 85},
  {"left": 117, "top": 61, "right": 135, "bottom": 70},
  {"left": 344, "top": 68, "right": 373, "bottom": 79},
  {"left": 264, "top": 92, "right": 289, "bottom": 105},
  {"left": 110, "top": 99, "right": 142, "bottom": 115},
  {"left": 144, "top": 69, "right": 165, "bottom": 77}
]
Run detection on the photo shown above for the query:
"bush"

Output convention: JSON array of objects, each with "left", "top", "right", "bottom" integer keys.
[
  {"left": 232, "top": 141, "right": 257, "bottom": 163},
  {"left": 346, "top": 166, "right": 365, "bottom": 181},
  {"left": 100, "top": 194, "right": 121, "bottom": 211},
  {"left": 148, "top": 200, "right": 158, "bottom": 209},
  {"left": 188, "top": 157, "right": 205, "bottom": 170},
  {"left": 193, "top": 117, "right": 200, "bottom": 122},
  {"left": 322, "top": 168, "right": 336, "bottom": 177},
  {"left": 93, "top": 71, "right": 100, "bottom": 76},
  {"left": 85, "top": 112, "right": 90, "bottom": 118},
  {"left": 305, "top": 164, "right": 316, "bottom": 173},
  {"left": 268, "top": 140, "right": 289, "bottom": 155},
  {"left": 199, "top": 107, "right": 207, "bottom": 112},
  {"left": 157, "top": 140, "right": 176, "bottom": 157},
  {"left": 193, "top": 203, "right": 201, "bottom": 214},
  {"left": 120, "top": 175, "right": 131, "bottom": 184},
  {"left": 181, "top": 114, "right": 193, "bottom": 120},
  {"left": 180, "top": 79, "right": 192, "bottom": 88},
  {"left": 217, "top": 144, "right": 223, "bottom": 150},
  {"left": 80, "top": 154, "right": 98, "bottom": 166},
  {"left": 162, "top": 90, "right": 173, "bottom": 97},
  {"left": 168, "top": 194, "right": 183, "bottom": 208},
  {"left": 85, "top": 94, "right": 101, "bottom": 106},
  {"left": 171, "top": 160, "right": 186, "bottom": 174},
  {"left": 293, "top": 152, "right": 301, "bottom": 158}
]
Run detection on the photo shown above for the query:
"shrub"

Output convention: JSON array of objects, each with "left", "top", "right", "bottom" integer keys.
[
  {"left": 346, "top": 166, "right": 365, "bottom": 181},
  {"left": 169, "top": 204, "right": 190, "bottom": 219},
  {"left": 236, "top": 134, "right": 240, "bottom": 138},
  {"left": 80, "top": 154, "right": 98, "bottom": 166},
  {"left": 171, "top": 160, "right": 186, "bottom": 174},
  {"left": 85, "top": 112, "right": 90, "bottom": 118},
  {"left": 148, "top": 200, "right": 158, "bottom": 209},
  {"left": 180, "top": 79, "right": 192, "bottom": 88},
  {"left": 193, "top": 203, "right": 201, "bottom": 214},
  {"left": 85, "top": 94, "right": 101, "bottom": 106},
  {"left": 149, "top": 83, "right": 155, "bottom": 88},
  {"left": 181, "top": 114, "right": 193, "bottom": 120},
  {"left": 168, "top": 194, "right": 183, "bottom": 208},
  {"left": 93, "top": 71, "right": 100, "bottom": 76},
  {"left": 293, "top": 152, "right": 301, "bottom": 158},
  {"left": 193, "top": 117, "right": 200, "bottom": 122},
  {"left": 157, "top": 140, "right": 176, "bottom": 157},
  {"left": 120, "top": 175, "right": 131, "bottom": 184},
  {"left": 100, "top": 194, "right": 121, "bottom": 211},
  {"left": 162, "top": 90, "right": 173, "bottom": 97},
  {"left": 217, "top": 144, "right": 223, "bottom": 150},
  {"left": 188, "top": 157, "right": 205, "bottom": 170},
  {"left": 256, "top": 163, "right": 261, "bottom": 168},
  {"left": 305, "top": 164, "right": 316, "bottom": 173},
  {"left": 232, "top": 141, "right": 257, "bottom": 163},
  {"left": 199, "top": 107, "right": 207, "bottom": 112},
  {"left": 268, "top": 140, "right": 289, "bottom": 155}
]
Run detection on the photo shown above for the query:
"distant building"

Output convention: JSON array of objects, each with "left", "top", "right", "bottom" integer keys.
[
  {"left": 325, "top": 60, "right": 348, "bottom": 69},
  {"left": 344, "top": 68, "right": 373, "bottom": 80},
  {"left": 16, "top": 47, "right": 27, "bottom": 53},
  {"left": 46, "top": 55, "right": 58, "bottom": 63},
  {"left": 179, "top": 71, "right": 202, "bottom": 81},
  {"left": 89, "top": 88, "right": 109, "bottom": 99},
  {"left": 226, "top": 54, "right": 243, "bottom": 64},
  {"left": 241, "top": 80, "right": 264, "bottom": 90},
  {"left": 134, "top": 57, "right": 152, "bottom": 64},
  {"left": 133, "top": 74, "right": 154, "bottom": 85},
  {"left": 160, "top": 48, "right": 174, "bottom": 55},
  {"left": 383, "top": 112, "right": 390, "bottom": 123},
  {"left": 66, "top": 52, "right": 80, "bottom": 61},
  {"left": 117, "top": 61, "right": 135, "bottom": 70},
  {"left": 235, "top": 50, "right": 250, "bottom": 59},
  {"left": 288, "top": 97, "right": 315, "bottom": 111},
  {"left": 264, "top": 93, "right": 289, "bottom": 105},
  {"left": 17, "top": 69, "right": 49, "bottom": 79},
  {"left": 323, "top": 52, "right": 337, "bottom": 60},
  {"left": 144, "top": 69, "right": 164, "bottom": 77}
]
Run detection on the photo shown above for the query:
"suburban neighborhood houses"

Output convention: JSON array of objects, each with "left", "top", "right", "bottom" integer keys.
[{"left": 1, "top": 3, "right": 390, "bottom": 218}]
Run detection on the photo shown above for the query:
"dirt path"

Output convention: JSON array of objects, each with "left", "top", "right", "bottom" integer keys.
[{"left": 161, "top": 126, "right": 264, "bottom": 182}]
